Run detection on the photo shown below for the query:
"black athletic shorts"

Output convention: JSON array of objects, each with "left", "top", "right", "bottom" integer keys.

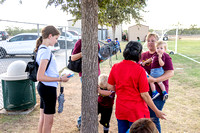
[
  {"left": 98, "top": 103, "right": 113, "bottom": 128},
  {"left": 37, "top": 82, "right": 57, "bottom": 114}
]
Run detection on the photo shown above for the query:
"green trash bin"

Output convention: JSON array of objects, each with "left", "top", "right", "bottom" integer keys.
[{"left": 0, "top": 60, "right": 36, "bottom": 111}]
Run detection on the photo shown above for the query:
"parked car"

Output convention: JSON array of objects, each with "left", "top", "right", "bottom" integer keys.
[
  {"left": 59, "top": 31, "right": 79, "bottom": 43},
  {"left": 0, "top": 34, "right": 2, "bottom": 40},
  {"left": 57, "top": 39, "right": 75, "bottom": 49},
  {"left": 0, "top": 31, "right": 9, "bottom": 40},
  {"left": 57, "top": 32, "right": 75, "bottom": 49},
  {"left": 68, "top": 30, "right": 81, "bottom": 39},
  {"left": 0, "top": 33, "right": 60, "bottom": 59}
]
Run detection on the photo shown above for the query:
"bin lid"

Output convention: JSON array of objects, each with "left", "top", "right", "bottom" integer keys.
[{"left": 0, "top": 60, "right": 28, "bottom": 80}]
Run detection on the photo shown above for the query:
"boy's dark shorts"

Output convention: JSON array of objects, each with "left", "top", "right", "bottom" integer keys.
[
  {"left": 37, "top": 82, "right": 57, "bottom": 114},
  {"left": 98, "top": 103, "right": 113, "bottom": 128}
]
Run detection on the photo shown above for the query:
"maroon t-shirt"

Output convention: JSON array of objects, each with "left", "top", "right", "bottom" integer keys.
[
  {"left": 151, "top": 53, "right": 166, "bottom": 69},
  {"left": 72, "top": 39, "right": 100, "bottom": 77},
  {"left": 98, "top": 88, "right": 115, "bottom": 108},
  {"left": 139, "top": 51, "right": 174, "bottom": 94}
]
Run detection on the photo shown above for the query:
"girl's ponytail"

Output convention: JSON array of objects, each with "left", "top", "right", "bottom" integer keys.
[{"left": 34, "top": 36, "right": 43, "bottom": 52}]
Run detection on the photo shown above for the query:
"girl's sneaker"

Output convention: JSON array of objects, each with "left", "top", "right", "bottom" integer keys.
[
  {"left": 162, "top": 91, "right": 168, "bottom": 101},
  {"left": 152, "top": 90, "right": 160, "bottom": 100}
]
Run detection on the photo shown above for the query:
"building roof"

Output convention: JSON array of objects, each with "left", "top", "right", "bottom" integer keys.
[{"left": 128, "top": 24, "right": 149, "bottom": 29}]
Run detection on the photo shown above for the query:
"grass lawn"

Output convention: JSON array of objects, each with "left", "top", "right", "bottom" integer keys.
[
  {"left": 0, "top": 40, "right": 199, "bottom": 132},
  {"left": 168, "top": 40, "right": 200, "bottom": 62}
]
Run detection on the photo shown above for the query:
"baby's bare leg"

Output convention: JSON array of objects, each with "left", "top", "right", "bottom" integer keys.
[{"left": 157, "top": 82, "right": 166, "bottom": 92}]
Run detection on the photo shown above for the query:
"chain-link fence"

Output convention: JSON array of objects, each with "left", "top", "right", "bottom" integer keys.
[{"left": 0, "top": 19, "right": 81, "bottom": 110}]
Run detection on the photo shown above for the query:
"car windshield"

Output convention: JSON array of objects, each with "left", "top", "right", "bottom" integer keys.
[{"left": 68, "top": 31, "right": 79, "bottom": 36}]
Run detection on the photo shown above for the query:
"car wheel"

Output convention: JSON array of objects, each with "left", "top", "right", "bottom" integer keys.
[
  {"left": 0, "top": 47, "right": 7, "bottom": 58},
  {"left": 2, "top": 36, "right": 6, "bottom": 40},
  {"left": 163, "top": 37, "right": 168, "bottom": 41}
]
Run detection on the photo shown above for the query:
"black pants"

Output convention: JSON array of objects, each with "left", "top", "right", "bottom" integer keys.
[{"left": 98, "top": 103, "right": 113, "bottom": 128}]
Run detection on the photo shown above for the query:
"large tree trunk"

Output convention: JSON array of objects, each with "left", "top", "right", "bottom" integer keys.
[
  {"left": 112, "top": 25, "right": 116, "bottom": 40},
  {"left": 81, "top": 0, "right": 98, "bottom": 133},
  {"left": 101, "top": 25, "right": 103, "bottom": 40}
]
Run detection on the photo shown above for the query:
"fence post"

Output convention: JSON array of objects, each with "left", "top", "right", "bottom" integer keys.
[
  {"left": 65, "top": 26, "right": 68, "bottom": 67},
  {"left": 175, "top": 25, "right": 179, "bottom": 54},
  {"left": 37, "top": 24, "right": 40, "bottom": 37}
]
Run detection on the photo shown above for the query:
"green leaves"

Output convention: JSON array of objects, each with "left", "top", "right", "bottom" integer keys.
[{"left": 46, "top": 0, "right": 147, "bottom": 26}]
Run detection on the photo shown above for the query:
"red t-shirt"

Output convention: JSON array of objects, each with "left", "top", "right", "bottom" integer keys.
[
  {"left": 72, "top": 39, "right": 100, "bottom": 77},
  {"left": 139, "top": 51, "right": 174, "bottom": 93},
  {"left": 108, "top": 60, "right": 150, "bottom": 122}
]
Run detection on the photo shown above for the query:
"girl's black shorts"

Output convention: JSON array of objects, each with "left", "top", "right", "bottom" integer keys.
[{"left": 37, "top": 82, "right": 57, "bottom": 114}]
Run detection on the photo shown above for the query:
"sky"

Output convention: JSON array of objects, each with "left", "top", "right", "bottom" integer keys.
[{"left": 0, "top": 0, "right": 200, "bottom": 31}]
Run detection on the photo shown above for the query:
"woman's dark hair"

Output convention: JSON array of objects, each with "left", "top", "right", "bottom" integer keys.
[
  {"left": 123, "top": 41, "right": 142, "bottom": 62},
  {"left": 35, "top": 25, "right": 60, "bottom": 52}
]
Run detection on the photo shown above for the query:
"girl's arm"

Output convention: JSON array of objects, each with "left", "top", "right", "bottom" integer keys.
[
  {"left": 140, "top": 92, "right": 166, "bottom": 120},
  {"left": 98, "top": 87, "right": 113, "bottom": 96},
  {"left": 71, "top": 52, "right": 82, "bottom": 61},
  {"left": 37, "top": 59, "right": 69, "bottom": 82},
  {"left": 107, "top": 83, "right": 115, "bottom": 91}
]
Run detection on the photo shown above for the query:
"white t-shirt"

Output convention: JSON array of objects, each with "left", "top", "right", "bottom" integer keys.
[{"left": 36, "top": 45, "right": 59, "bottom": 87}]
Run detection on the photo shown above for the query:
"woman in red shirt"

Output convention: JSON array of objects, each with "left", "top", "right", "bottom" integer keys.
[{"left": 107, "top": 41, "right": 166, "bottom": 133}]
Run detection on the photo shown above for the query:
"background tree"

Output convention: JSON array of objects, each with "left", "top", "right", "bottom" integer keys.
[
  {"left": 47, "top": 0, "right": 147, "bottom": 40},
  {"left": 5, "top": 26, "right": 38, "bottom": 36},
  {"left": 99, "top": 0, "right": 146, "bottom": 40},
  {"left": 190, "top": 24, "right": 197, "bottom": 34}
]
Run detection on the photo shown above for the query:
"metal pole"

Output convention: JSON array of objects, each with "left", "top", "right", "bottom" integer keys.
[
  {"left": 37, "top": 24, "right": 40, "bottom": 37},
  {"left": 175, "top": 25, "right": 178, "bottom": 54},
  {"left": 65, "top": 26, "right": 68, "bottom": 67}
]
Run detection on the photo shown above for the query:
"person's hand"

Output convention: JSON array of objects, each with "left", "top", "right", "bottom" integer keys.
[
  {"left": 98, "top": 85, "right": 100, "bottom": 91},
  {"left": 155, "top": 110, "right": 167, "bottom": 120},
  {"left": 60, "top": 74, "right": 70, "bottom": 82},
  {"left": 142, "top": 62, "right": 146, "bottom": 66},
  {"left": 98, "top": 86, "right": 102, "bottom": 94},
  {"left": 158, "top": 52, "right": 163, "bottom": 58},
  {"left": 148, "top": 75, "right": 156, "bottom": 83}
]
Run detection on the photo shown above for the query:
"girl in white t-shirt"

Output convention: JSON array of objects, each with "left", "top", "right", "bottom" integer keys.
[{"left": 35, "top": 25, "right": 70, "bottom": 133}]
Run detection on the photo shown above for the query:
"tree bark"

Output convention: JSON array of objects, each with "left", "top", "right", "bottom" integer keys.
[
  {"left": 101, "top": 25, "right": 103, "bottom": 40},
  {"left": 112, "top": 25, "right": 116, "bottom": 40},
  {"left": 81, "top": 0, "right": 98, "bottom": 133}
]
